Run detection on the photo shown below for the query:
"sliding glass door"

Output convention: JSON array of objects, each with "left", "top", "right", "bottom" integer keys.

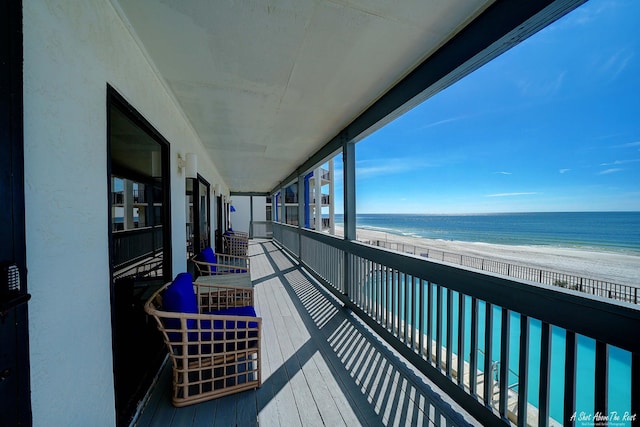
[
  {"left": 107, "top": 87, "right": 171, "bottom": 426},
  {"left": 186, "top": 176, "right": 210, "bottom": 265}
]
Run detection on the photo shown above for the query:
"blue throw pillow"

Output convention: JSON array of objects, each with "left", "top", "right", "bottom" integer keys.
[
  {"left": 197, "top": 247, "right": 217, "bottom": 274},
  {"left": 162, "top": 272, "right": 196, "bottom": 342},
  {"left": 163, "top": 272, "right": 197, "bottom": 313}
]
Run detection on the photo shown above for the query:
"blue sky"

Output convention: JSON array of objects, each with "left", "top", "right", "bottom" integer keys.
[{"left": 336, "top": 0, "right": 639, "bottom": 214}]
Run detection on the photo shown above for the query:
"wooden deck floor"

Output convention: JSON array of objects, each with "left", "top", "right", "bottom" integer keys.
[{"left": 134, "top": 240, "right": 479, "bottom": 427}]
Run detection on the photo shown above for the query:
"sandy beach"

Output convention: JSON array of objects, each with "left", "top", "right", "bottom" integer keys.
[{"left": 335, "top": 226, "right": 640, "bottom": 288}]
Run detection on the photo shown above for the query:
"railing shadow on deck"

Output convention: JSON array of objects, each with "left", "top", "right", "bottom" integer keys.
[{"left": 252, "top": 240, "right": 478, "bottom": 426}]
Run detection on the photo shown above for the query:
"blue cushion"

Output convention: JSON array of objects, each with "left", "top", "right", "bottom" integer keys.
[
  {"left": 163, "top": 272, "right": 197, "bottom": 314},
  {"left": 162, "top": 272, "right": 196, "bottom": 342},
  {"left": 197, "top": 247, "right": 217, "bottom": 274}
]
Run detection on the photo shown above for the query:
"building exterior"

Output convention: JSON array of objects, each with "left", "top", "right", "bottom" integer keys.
[
  {"left": 4, "top": 1, "right": 633, "bottom": 427},
  {"left": 267, "top": 159, "right": 336, "bottom": 234}
]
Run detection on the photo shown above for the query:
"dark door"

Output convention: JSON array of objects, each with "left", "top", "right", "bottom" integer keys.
[
  {"left": 216, "top": 195, "right": 223, "bottom": 253},
  {"left": 0, "top": 0, "right": 32, "bottom": 424},
  {"left": 108, "top": 87, "right": 171, "bottom": 426},
  {"left": 186, "top": 176, "right": 210, "bottom": 259}
]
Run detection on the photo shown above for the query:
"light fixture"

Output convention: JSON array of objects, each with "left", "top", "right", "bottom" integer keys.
[{"left": 177, "top": 153, "right": 197, "bottom": 179}]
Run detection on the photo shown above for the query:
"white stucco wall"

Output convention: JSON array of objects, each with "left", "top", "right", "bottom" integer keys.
[
  {"left": 229, "top": 196, "right": 267, "bottom": 234},
  {"left": 230, "top": 197, "right": 251, "bottom": 234},
  {"left": 23, "top": 1, "right": 227, "bottom": 425}
]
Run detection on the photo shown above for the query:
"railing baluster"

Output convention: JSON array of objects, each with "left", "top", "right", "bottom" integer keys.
[
  {"left": 411, "top": 276, "right": 418, "bottom": 349},
  {"left": 378, "top": 263, "right": 383, "bottom": 323},
  {"left": 447, "top": 289, "right": 454, "bottom": 379},
  {"left": 470, "top": 297, "right": 478, "bottom": 396},
  {"left": 374, "top": 262, "right": 379, "bottom": 321},
  {"left": 484, "top": 302, "right": 494, "bottom": 407},
  {"left": 404, "top": 274, "right": 410, "bottom": 345},
  {"left": 393, "top": 268, "right": 398, "bottom": 336},
  {"left": 564, "top": 331, "right": 577, "bottom": 427},
  {"left": 517, "top": 314, "right": 530, "bottom": 427},
  {"left": 499, "top": 307, "right": 510, "bottom": 419},
  {"left": 358, "top": 255, "right": 363, "bottom": 305},
  {"left": 419, "top": 278, "right": 425, "bottom": 358},
  {"left": 538, "top": 321, "right": 551, "bottom": 427},
  {"left": 365, "top": 262, "right": 372, "bottom": 315},
  {"left": 426, "top": 281, "right": 433, "bottom": 363},
  {"left": 382, "top": 262, "right": 388, "bottom": 328},
  {"left": 594, "top": 340, "right": 608, "bottom": 418},
  {"left": 458, "top": 294, "right": 466, "bottom": 388},
  {"left": 436, "top": 284, "right": 443, "bottom": 369},
  {"left": 632, "top": 352, "right": 640, "bottom": 423}
]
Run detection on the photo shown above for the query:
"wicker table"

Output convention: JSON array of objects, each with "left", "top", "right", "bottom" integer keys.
[{"left": 195, "top": 272, "right": 253, "bottom": 288}]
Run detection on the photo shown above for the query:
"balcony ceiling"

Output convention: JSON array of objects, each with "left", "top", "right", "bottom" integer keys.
[{"left": 113, "top": 0, "right": 494, "bottom": 193}]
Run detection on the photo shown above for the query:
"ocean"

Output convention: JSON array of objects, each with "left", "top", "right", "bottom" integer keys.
[{"left": 335, "top": 212, "right": 640, "bottom": 254}]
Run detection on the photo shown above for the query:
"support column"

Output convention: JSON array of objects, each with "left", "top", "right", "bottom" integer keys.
[
  {"left": 342, "top": 138, "right": 355, "bottom": 297},
  {"left": 249, "top": 196, "right": 254, "bottom": 238},
  {"left": 298, "top": 177, "right": 305, "bottom": 230},
  {"left": 280, "top": 187, "right": 285, "bottom": 225},
  {"left": 329, "top": 159, "right": 335, "bottom": 235},
  {"left": 297, "top": 177, "right": 305, "bottom": 258},
  {"left": 343, "top": 141, "right": 356, "bottom": 241},
  {"left": 314, "top": 167, "right": 322, "bottom": 230},
  {"left": 124, "top": 179, "right": 134, "bottom": 229}
]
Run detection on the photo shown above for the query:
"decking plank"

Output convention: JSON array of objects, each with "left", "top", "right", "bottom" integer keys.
[
  {"left": 170, "top": 405, "right": 196, "bottom": 426},
  {"left": 252, "top": 281, "right": 282, "bottom": 427},
  {"left": 236, "top": 389, "right": 258, "bottom": 427},
  {"left": 211, "top": 393, "right": 237, "bottom": 426},
  {"left": 134, "top": 362, "right": 172, "bottom": 427},
  {"left": 278, "top": 268, "right": 383, "bottom": 427},
  {"left": 266, "top": 261, "right": 327, "bottom": 427},
  {"left": 259, "top": 278, "right": 305, "bottom": 426},
  {"left": 191, "top": 399, "right": 217, "bottom": 427}
]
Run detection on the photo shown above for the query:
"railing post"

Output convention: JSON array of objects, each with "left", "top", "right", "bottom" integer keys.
[
  {"left": 297, "top": 175, "right": 305, "bottom": 261},
  {"left": 343, "top": 136, "right": 355, "bottom": 297},
  {"left": 249, "top": 196, "right": 254, "bottom": 238}
]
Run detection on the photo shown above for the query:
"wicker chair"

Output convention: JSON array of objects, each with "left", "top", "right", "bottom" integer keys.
[
  {"left": 223, "top": 231, "right": 249, "bottom": 257},
  {"left": 144, "top": 273, "right": 262, "bottom": 407},
  {"left": 191, "top": 247, "right": 250, "bottom": 276}
]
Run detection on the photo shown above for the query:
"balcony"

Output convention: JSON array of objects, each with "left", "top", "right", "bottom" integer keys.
[
  {"left": 137, "top": 231, "right": 639, "bottom": 426},
  {"left": 136, "top": 239, "right": 478, "bottom": 426}
]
